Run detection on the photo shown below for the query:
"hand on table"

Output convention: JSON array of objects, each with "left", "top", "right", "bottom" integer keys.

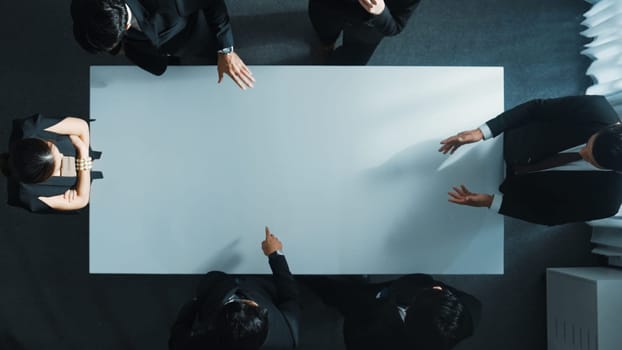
[
  {"left": 217, "top": 52, "right": 255, "bottom": 90},
  {"left": 261, "top": 226, "right": 283, "bottom": 256},
  {"left": 448, "top": 185, "right": 493, "bottom": 208},
  {"left": 438, "top": 129, "right": 483, "bottom": 154},
  {"left": 358, "top": 0, "right": 386, "bottom": 15}
]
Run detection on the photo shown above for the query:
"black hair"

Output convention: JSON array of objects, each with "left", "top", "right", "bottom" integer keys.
[
  {"left": 213, "top": 302, "right": 269, "bottom": 350},
  {"left": 70, "top": 0, "right": 128, "bottom": 53},
  {"left": 404, "top": 288, "right": 470, "bottom": 350},
  {"left": 5, "top": 138, "right": 55, "bottom": 183},
  {"left": 593, "top": 123, "right": 622, "bottom": 171}
]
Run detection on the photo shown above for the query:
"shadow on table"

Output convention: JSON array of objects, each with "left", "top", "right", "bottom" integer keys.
[
  {"left": 197, "top": 238, "right": 243, "bottom": 272},
  {"left": 360, "top": 138, "right": 499, "bottom": 273}
]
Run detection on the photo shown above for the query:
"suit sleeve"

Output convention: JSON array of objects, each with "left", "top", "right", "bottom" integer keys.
[
  {"left": 124, "top": 41, "right": 168, "bottom": 76},
  {"left": 168, "top": 299, "right": 200, "bottom": 350},
  {"left": 370, "top": 0, "right": 421, "bottom": 36},
  {"left": 500, "top": 170, "right": 622, "bottom": 226},
  {"left": 268, "top": 253, "right": 300, "bottom": 346},
  {"left": 485, "top": 95, "right": 619, "bottom": 138},
  {"left": 498, "top": 178, "right": 567, "bottom": 225},
  {"left": 201, "top": 0, "right": 234, "bottom": 49}
]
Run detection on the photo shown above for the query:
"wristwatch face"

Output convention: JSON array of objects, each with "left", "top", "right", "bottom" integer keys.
[{"left": 218, "top": 47, "right": 233, "bottom": 55}]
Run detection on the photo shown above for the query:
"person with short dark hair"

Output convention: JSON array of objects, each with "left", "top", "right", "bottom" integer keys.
[
  {"left": 304, "top": 274, "right": 481, "bottom": 350},
  {"left": 308, "top": 0, "right": 421, "bottom": 64},
  {"left": 213, "top": 300, "right": 269, "bottom": 350},
  {"left": 403, "top": 287, "right": 471, "bottom": 349},
  {"left": 1, "top": 114, "right": 101, "bottom": 213},
  {"left": 440, "top": 95, "right": 622, "bottom": 226},
  {"left": 168, "top": 227, "right": 300, "bottom": 350},
  {"left": 71, "top": 0, "right": 255, "bottom": 90}
]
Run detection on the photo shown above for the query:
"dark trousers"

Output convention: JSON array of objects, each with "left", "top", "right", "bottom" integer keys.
[{"left": 308, "top": 0, "right": 385, "bottom": 65}]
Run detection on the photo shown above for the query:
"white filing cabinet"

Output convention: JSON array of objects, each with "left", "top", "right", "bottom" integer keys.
[{"left": 547, "top": 267, "right": 622, "bottom": 350}]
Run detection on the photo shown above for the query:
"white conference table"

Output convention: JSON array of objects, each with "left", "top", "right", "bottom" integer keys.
[{"left": 89, "top": 66, "right": 504, "bottom": 274}]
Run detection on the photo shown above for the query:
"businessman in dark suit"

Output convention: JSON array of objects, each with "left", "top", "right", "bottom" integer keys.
[
  {"left": 304, "top": 274, "right": 481, "bottom": 350},
  {"left": 440, "top": 95, "right": 622, "bottom": 226},
  {"left": 71, "top": 0, "right": 255, "bottom": 89},
  {"left": 308, "top": 0, "right": 421, "bottom": 64},
  {"left": 168, "top": 227, "right": 299, "bottom": 350}
]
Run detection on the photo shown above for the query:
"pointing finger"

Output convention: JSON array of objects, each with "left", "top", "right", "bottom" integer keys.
[{"left": 265, "top": 226, "right": 271, "bottom": 240}]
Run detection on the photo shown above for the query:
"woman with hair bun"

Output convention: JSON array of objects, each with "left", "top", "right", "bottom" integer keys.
[{"left": 1, "top": 114, "right": 101, "bottom": 213}]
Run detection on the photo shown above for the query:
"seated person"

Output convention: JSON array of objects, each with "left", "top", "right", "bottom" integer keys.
[
  {"left": 70, "top": 0, "right": 255, "bottom": 90},
  {"left": 304, "top": 274, "right": 481, "bottom": 350},
  {"left": 0, "top": 114, "right": 100, "bottom": 213},
  {"left": 169, "top": 227, "right": 300, "bottom": 350}
]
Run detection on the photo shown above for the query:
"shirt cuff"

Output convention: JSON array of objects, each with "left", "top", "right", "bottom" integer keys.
[
  {"left": 489, "top": 193, "right": 502, "bottom": 212},
  {"left": 269, "top": 250, "right": 285, "bottom": 257},
  {"left": 479, "top": 123, "right": 493, "bottom": 140}
]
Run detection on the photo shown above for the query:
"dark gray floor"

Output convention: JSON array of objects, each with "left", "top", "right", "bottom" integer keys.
[{"left": 0, "top": 0, "right": 601, "bottom": 349}]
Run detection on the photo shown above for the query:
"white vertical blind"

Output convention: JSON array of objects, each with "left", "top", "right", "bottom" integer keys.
[
  {"left": 582, "top": 0, "right": 622, "bottom": 246},
  {"left": 582, "top": 0, "right": 622, "bottom": 116}
]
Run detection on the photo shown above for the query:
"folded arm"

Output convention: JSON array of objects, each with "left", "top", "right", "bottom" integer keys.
[
  {"left": 44, "top": 117, "right": 90, "bottom": 145},
  {"left": 38, "top": 135, "right": 91, "bottom": 211}
]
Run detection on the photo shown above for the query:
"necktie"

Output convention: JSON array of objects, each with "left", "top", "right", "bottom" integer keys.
[{"left": 513, "top": 152, "right": 583, "bottom": 175}]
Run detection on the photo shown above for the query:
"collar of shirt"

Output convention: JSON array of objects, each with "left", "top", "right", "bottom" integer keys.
[{"left": 546, "top": 144, "right": 607, "bottom": 172}]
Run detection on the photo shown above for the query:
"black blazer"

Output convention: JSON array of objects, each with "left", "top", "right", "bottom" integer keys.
[
  {"left": 169, "top": 254, "right": 300, "bottom": 350},
  {"left": 124, "top": 0, "right": 234, "bottom": 75},
  {"left": 484, "top": 95, "right": 622, "bottom": 225},
  {"left": 311, "top": 0, "right": 420, "bottom": 37},
  {"left": 372, "top": 0, "right": 421, "bottom": 36},
  {"left": 342, "top": 274, "right": 481, "bottom": 350}
]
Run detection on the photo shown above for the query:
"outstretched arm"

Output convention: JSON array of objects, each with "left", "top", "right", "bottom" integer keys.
[
  {"left": 201, "top": 0, "right": 234, "bottom": 50},
  {"left": 261, "top": 226, "right": 300, "bottom": 346},
  {"left": 485, "top": 95, "right": 616, "bottom": 137}
]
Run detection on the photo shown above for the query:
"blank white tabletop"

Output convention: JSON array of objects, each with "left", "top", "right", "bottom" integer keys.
[{"left": 89, "top": 66, "right": 504, "bottom": 274}]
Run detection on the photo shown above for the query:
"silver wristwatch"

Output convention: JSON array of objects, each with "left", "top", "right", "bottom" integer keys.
[{"left": 217, "top": 46, "right": 234, "bottom": 55}]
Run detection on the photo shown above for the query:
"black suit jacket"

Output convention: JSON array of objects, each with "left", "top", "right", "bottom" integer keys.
[
  {"left": 484, "top": 95, "right": 622, "bottom": 225},
  {"left": 124, "top": 0, "right": 234, "bottom": 75},
  {"left": 343, "top": 274, "right": 481, "bottom": 350},
  {"left": 310, "top": 0, "right": 420, "bottom": 37},
  {"left": 372, "top": 0, "right": 421, "bottom": 36},
  {"left": 306, "top": 274, "right": 481, "bottom": 350},
  {"left": 168, "top": 253, "right": 300, "bottom": 350}
]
